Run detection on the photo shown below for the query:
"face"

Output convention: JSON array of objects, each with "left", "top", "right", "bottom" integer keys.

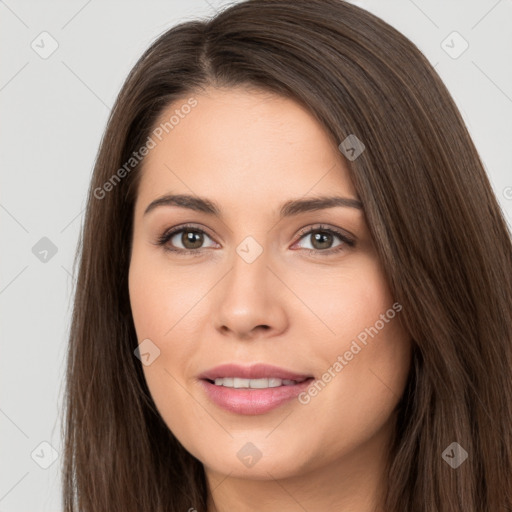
[{"left": 128, "top": 86, "right": 412, "bottom": 482}]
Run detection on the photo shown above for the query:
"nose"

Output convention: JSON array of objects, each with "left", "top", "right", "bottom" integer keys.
[{"left": 212, "top": 244, "right": 289, "bottom": 341}]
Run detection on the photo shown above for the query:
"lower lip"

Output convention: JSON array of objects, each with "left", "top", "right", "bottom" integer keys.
[{"left": 199, "top": 378, "right": 314, "bottom": 415}]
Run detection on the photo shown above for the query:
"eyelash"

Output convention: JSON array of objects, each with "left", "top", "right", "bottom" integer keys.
[{"left": 154, "top": 223, "right": 355, "bottom": 257}]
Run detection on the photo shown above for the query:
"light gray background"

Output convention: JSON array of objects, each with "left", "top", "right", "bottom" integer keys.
[{"left": 1, "top": 1, "right": 511, "bottom": 510}]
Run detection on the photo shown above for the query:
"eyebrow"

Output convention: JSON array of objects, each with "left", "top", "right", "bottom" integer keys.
[{"left": 143, "top": 193, "right": 363, "bottom": 218}]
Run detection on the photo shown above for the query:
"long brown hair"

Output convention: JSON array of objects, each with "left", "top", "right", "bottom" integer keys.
[{"left": 62, "top": 1, "right": 512, "bottom": 510}]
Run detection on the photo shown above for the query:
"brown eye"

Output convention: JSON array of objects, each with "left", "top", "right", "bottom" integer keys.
[
  {"left": 309, "top": 231, "right": 335, "bottom": 250},
  {"left": 179, "top": 230, "right": 205, "bottom": 250},
  {"left": 155, "top": 224, "right": 217, "bottom": 255},
  {"left": 293, "top": 224, "right": 355, "bottom": 256}
]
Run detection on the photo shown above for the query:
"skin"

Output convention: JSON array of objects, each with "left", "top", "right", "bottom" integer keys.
[{"left": 128, "top": 86, "right": 412, "bottom": 512}]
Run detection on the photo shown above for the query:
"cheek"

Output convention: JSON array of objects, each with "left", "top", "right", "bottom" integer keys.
[
  {"left": 293, "top": 255, "right": 411, "bottom": 443},
  {"left": 292, "top": 251, "right": 399, "bottom": 353},
  {"left": 128, "top": 259, "right": 203, "bottom": 432},
  {"left": 128, "top": 249, "right": 210, "bottom": 381},
  {"left": 128, "top": 247, "right": 204, "bottom": 340},
  {"left": 331, "top": 258, "right": 410, "bottom": 397}
]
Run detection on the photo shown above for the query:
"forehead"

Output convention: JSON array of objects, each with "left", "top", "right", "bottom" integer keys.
[{"left": 135, "top": 87, "right": 358, "bottom": 212}]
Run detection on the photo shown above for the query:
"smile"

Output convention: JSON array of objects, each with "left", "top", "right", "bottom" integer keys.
[
  {"left": 211, "top": 377, "right": 308, "bottom": 388},
  {"left": 200, "top": 377, "right": 315, "bottom": 415}
]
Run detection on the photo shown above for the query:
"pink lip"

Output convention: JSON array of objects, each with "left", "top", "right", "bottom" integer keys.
[
  {"left": 199, "top": 378, "right": 314, "bottom": 415},
  {"left": 197, "top": 363, "right": 315, "bottom": 415},
  {"left": 197, "top": 363, "right": 313, "bottom": 381}
]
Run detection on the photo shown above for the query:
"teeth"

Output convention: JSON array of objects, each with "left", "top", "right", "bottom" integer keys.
[{"left": 213, "top": 377, "right": 301, "bottom": 388}]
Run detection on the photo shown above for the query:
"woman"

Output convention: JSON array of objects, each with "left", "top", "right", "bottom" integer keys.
[{"left": 62, "top": 1, "right": 512, "bottom": 510}]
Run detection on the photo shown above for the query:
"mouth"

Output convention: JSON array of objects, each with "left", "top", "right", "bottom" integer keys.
[
  {"left": 198, "top": 362, "right": 314, "bottom": 382},
  {"left": 197, "top": 363, "right": 315, "bottom": 415},
  {"left": 205, "top": 376, "right": 311, "bottom": 388}
]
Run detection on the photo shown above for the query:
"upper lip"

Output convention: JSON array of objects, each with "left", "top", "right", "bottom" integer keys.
[{"left": 198, "top": 363, "right": 313, "bottom": 382}]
